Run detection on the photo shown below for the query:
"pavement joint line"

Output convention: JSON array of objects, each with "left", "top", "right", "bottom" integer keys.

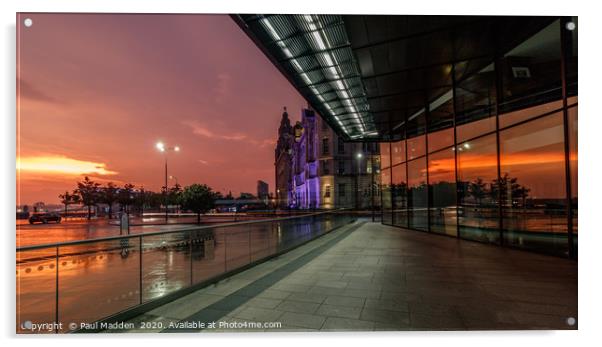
[{"left": 159, "top": 221, "right": 366, "bottom": 333}]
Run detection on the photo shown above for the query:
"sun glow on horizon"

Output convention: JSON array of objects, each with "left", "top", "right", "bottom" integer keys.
[{"left": 17, "top": 155, "right": 117, "bottom": 176}]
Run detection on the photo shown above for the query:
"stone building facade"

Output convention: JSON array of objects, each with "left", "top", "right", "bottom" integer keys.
[{"left": 275, "top": 107, "right": 380, "bottom": 210}]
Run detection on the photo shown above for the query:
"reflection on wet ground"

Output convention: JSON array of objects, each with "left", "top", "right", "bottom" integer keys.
[{"left": 16, "top": 214, "right": 353, "bottom": 333}]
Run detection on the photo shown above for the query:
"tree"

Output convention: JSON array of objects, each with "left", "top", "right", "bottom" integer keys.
[
  {"left": 132, "top": 186, "right": 147, "bottom": 215},
  {"left": 514, "top": 184, "right": 531, "bottom": 209},
  {"left": 58, "top": 190, "right": 81, "bottom": 216},
  {"left": 118, "top": 183, "right": 136, "bottom": 213},
  {"left": 469, "top": 178, "right": 488, "bottom": 205},
  {"left": 180, "top": 184, "right": 217, "bottom": 224},
  {"left": 167, "top": 183, "right": 183, "bottom": 214},
  {"left": 75, "top": 176, "right": 101, "bottom": 220},
  {"left": 101, "top": 182, "right": 119, "bottom": 219}
]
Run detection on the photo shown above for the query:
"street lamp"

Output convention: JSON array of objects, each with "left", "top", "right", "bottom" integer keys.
[{"left": 156, "top": 142, "right": 180, "bottom": 222}]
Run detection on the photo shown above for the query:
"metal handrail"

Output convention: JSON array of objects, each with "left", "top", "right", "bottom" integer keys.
[
  {"left": 17, "top": 210, "right": 354, "bottom": 333},
  {"left": 16, "top": 210, "right": 345, "bottom": 252}
]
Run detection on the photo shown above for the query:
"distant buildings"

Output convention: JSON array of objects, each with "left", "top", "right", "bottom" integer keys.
[
  {"left": 275, "top": 107, "right": 380, "bottom": 210},
  {"left": 256, "top": 180, "right": 269, "bottom": 204}
]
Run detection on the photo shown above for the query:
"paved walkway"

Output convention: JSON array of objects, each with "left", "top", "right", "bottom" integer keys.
[{"left": 117, "top": 220, "right": 577, "bottom": 332}]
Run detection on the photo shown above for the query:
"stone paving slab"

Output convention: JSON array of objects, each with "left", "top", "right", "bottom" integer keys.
[{"left": 120, "top": 220, "right": 577, "bottom": 332}]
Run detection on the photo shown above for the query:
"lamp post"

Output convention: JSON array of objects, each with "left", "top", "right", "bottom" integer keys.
[{"left": 156, "top": 142, "right": 180, "bottom": 222}]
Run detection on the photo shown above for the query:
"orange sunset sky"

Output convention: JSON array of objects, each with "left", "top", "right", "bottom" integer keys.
[{"left": 17, "top": 13, "right": 307, "bottom": 205}]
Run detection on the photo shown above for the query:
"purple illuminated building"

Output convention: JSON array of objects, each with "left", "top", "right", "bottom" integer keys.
[
  {"left": 275, "top": 107, "right": 381, "bottom": 210},
  {"left": 275, "top": 108, "right": 320, "bottom": 209}
]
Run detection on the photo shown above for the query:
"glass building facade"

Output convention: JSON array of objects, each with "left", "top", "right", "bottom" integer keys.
[{"left": 379, "top": 18, "right": 578, "bottom": 258}]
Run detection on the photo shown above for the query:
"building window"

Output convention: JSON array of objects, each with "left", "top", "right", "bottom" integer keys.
[
  {"left": 392, "top": 163, "right": 407, "bottom": 227},
  {"left": 324, "top": 185, "right": 331, "bottom": 198},
  {"left": 338, "top": 184, "right": 346, "bottom": 197},
  {"left": 499, "top": 112, "right": 568, "bottom": 255},
  {"left": 337, "top": 137, "right": 345, "bottom": 154},
  {"left": 428, "top": 148, "right": 457, "bottom": 236},
  {"left": 457, "top": 133, "right": 500, "bottom": 244},
  {"left": 321, "top": 160, "right": 330, "bottom": 175},
  {"left": 322, "top": 138, "right": 329, "bottom": 155},
  {"left": 337, "top": 160, "right": 345, "bottom": 175},
  {"left": 408, "top": 158, "right": 428, "bottom": 231}
]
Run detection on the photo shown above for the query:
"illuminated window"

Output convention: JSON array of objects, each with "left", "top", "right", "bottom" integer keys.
[{"left": 500, "top": 112, "right": 568, "bottom": 255}]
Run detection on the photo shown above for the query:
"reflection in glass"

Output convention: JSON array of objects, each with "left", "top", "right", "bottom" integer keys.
[
  {"left": 500, "top": 20, "right": 562, "bottom": 114},
  {"left": 408, "top": 158, "right": 428, "bottom": 231},
  {"left": 407, "top": 112, "right": 426, "bottom": 160},
  {"left": 407, "top": 135, "right": 425, "bottom": 160},
  {"left": 379, "top": 142, "right": 391, "bottom": 169},
  {"left": 142, "top": 232, "right": 190, "bottom": 302},
  {"left": 428, "top": 128, "right": 454, "bottom": 153},
  {"left": 391, "top": 164, "right": 408, "bottom": 227},
  {"left": 457, "top": 134, "right": 500, "bottom": 243},
  {"left": 566, "top": 17, "right": 577, "bottom": 96},
  {"left": 428, "top": 148, "right": 457, "bottom": 236},
  {"left": 391, "top": 140, "right": 406, "bottom": 165},
  {"left": 381, "top": 167, "right": 392, "bottom": 225},
  {"left": 499, "top": 99, "right": 563, "bottom": 129},
  {"left": 428, "top": 87, "right": 454, "bottom": 151},
  {"left": 17, "top": 248, "right": 58, "bottom": 333},
  {"left": 455, "top": 62, "right": 496, "bottom": 142},
  {"left": 64, "top": 240, "right": 141, "bottom": 327},
  {"left": 500, "top": 112, "right": 568, "bottom": 256},
  {"left": 568, "top": 106, "right": 577, "bottom": 253}
]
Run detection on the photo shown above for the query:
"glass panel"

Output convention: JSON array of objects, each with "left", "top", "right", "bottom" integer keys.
[
  {"left": 379, "top": 142, "right": 391, "bottom": 169},
  {"left": 17, "top": 248, "right": 58, "bottom": 333},
  {"left": 391, "top": 140, "right": 406, "bottom": 165},
  {"left": 568, "top": 106, "right": 577, "bottom": 253},
  {"left": 381, "top": 167, "right": 393, "bottom": 225},
  {"left": 142, "top": 231, "right": 191, "bottom": 302},
  {"left": 249, "top": 223, "right": 272, "bottom": 261},
  {"left": 455, "top": 61, "right": 497, "bottom": 142},
  {"left": 499, "top": 99, "right": 563, "bottom": 129},
  {"left": 500, "top": 112, "right": 568, "bottom": 256},
  {"left": 391, "top": 163, "right": 407, "bottom": 227},
  {"left": 428, "top": 128, "right": 454, "bottom": 154},
  {"left": 406, "top": 111, "right": 426, "bottom": 160},
  {"left": 408, "top": 158, "right": 428, "bottom": 231},
  {"left": 457, "top": 134, "right": 500, "bottom": 243},
  {"left": 407, "top": 135, "right": 425, "bottom": 160},
  {"left": 192, "top": 228, "right": 225, "bottom": 284},
  {"left": 566, "top": 17, "right": 577, "bottom": 96},
  {"left": 427, "top": 87, "right": 454, "bottom": 151},
  {"left": 499, "top": 20, "right": 562, "bottom": 114},
  {"left": 59, "top": 238, "right": 141, "bottom": 331},
  {"left": 225, "top": 226, "right": 251, "bottom": 271},
  {"left": 428, "top": 148, "right": 457, "bottom": 236}
]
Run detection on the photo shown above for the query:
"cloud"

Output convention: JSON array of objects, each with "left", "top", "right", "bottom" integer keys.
[
  {"left": 181, "top": 120, "right": 248, "bottom": 141},
  {"left": 181, "top": 120, "right": 277, "bottom": 149},
  {"left": 198, "top": 159, "right": 209, "bottom": 165},
  {"left": 17, "top": 155, "right": 118, "bottom": 176},
  {"left": 17, "top": 79, "right": 63, "bottom": 104},
  {"left": 250, "top": 139, "right": 276, "bottom": 148}
]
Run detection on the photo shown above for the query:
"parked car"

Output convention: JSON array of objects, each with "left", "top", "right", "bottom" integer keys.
[{"left": 28, "top": 213, "right": 62, "bottom": 224}]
